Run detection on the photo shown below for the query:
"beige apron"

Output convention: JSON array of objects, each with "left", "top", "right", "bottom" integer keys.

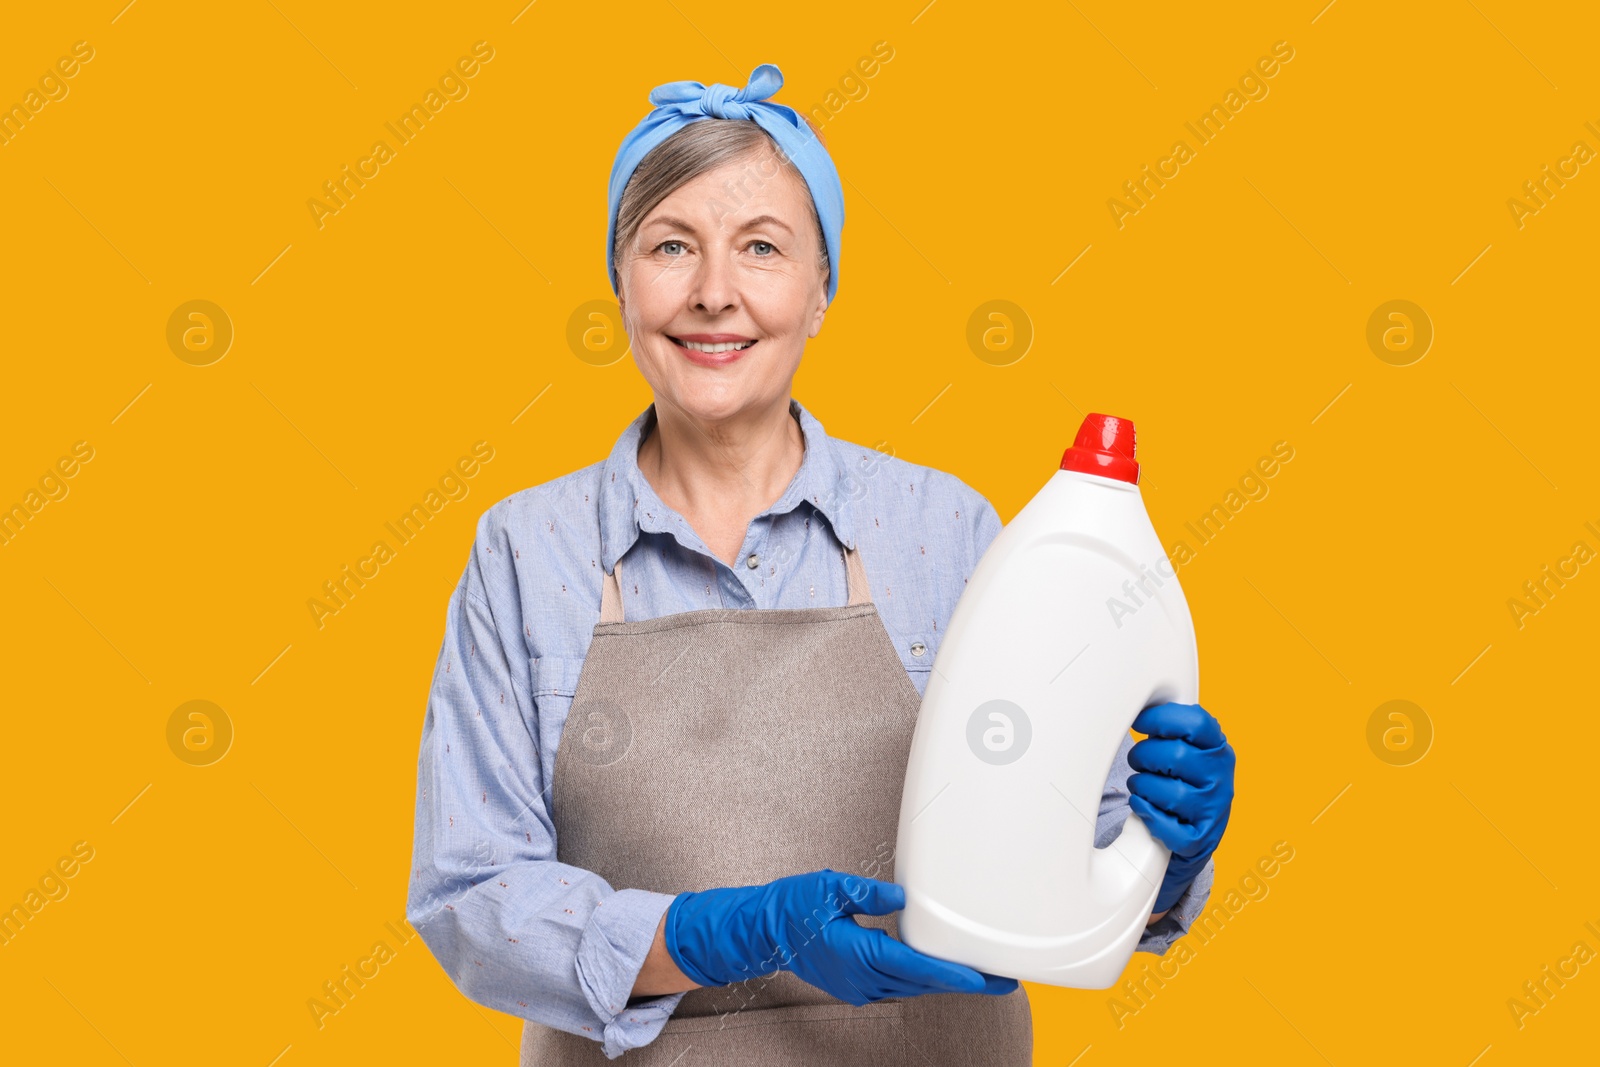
[{"left": 520, "top": 541, "right": 1032, "bottom": 1065}]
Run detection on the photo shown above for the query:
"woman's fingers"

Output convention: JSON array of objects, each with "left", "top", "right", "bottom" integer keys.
[
  {"left": 850, "top": 925, "right": 985, "bottom": 993},
  {"left": 865, "top": 939, "right": 1018, "bottom": 997},
  {"left": 819, "top": 870, "right": 904, "bottom": 917},
  {"left": 1133, "top": 703, "right": 1226, "bottom": 748},
  {"left": 1127, "top": 771, "right": 1210, "bottom": 823},
  {"left": 1128, "top": 737, "right": 1218, "bottom": 787},
  {"left": 1128, "top": 793, "right": 1207, "bottom": 856},
  {"left": 790, "top": 876, "right": 1024, "bottom": 1004},
  {"left": 976, "top": 971, "right": 1021, "bottom": 995}
]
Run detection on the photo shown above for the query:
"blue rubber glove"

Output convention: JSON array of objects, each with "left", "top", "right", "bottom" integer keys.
[
  {"left": 1127, "top": 702, "right": 1236, "bottom": 914},
  {"left": 664, "top": 868, "right": 1019, "bottom": 1005}
]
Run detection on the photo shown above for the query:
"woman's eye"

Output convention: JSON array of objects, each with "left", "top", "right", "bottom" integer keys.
[{"left": 654, "top": 239, "right": 774, "bottom": 257}]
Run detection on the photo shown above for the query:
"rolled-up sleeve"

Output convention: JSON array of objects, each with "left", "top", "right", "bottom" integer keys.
[
  {"left": 1096, "top": 732, "right": 1215, "bottom": 955},
  {"left": 406, "top": 512, "right": 686, "bottom": 1058}
]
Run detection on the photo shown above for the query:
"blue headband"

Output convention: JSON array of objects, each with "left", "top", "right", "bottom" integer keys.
[{"left": 605, "top": 63, "right": 844, "bottom": 305}]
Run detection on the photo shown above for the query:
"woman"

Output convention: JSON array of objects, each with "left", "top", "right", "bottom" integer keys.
[{"left": 407, "top": 63, "right": 1235, "bottom": 1064}]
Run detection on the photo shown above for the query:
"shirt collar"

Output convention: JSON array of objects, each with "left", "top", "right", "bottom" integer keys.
[{"left": 597, "top": 396, "right": 858, "bottom": 574}]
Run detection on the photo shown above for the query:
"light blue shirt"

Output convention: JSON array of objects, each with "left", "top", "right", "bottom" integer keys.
[{"left": 406, "top": 397, "right": 1214, "bottom": 1058}]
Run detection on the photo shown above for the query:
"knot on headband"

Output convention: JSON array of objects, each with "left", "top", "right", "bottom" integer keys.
[
  {"left": 606, "top": 63, "right": 845, "bottom": 304},
  {"left": 646, "top": 63, "right": 785, "bottom": 120}
]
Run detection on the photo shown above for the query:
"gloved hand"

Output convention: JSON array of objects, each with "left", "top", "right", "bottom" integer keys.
[
  {"left": 1127, "top": 702, "right": 1235, "bottom": 914},
  {"left": 663, "top": 868, "right": 1018, "bottom": 1005}
]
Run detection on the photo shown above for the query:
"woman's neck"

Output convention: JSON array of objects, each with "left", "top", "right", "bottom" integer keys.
[{"left": 637, "top": 396, "right": 805, "bottom": 566}]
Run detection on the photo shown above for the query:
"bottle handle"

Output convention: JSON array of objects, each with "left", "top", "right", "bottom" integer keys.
[
  {"left": 1091, "top": 686, "right": 1180, "bottom": 911},
  {"left": 1095, "top": 805, "right": 1171, "bottom": 909}
]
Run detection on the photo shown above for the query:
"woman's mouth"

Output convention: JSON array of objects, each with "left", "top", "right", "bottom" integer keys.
[{"left": 668, "top": 335, "right": 758, "bottom": 366}]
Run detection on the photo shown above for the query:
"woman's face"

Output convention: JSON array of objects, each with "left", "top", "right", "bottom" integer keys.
[{"left": 617, "top": 148, "right": 829, "bottom": 426}]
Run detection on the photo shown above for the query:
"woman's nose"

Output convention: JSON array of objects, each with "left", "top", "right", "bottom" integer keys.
[{"left": 688, "top": 246, "right": 738, "bottom": 312}]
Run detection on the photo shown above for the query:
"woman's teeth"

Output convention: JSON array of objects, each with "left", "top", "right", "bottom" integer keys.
[{"left": 675, "top": 338, "right": 756, "bottom": 353}]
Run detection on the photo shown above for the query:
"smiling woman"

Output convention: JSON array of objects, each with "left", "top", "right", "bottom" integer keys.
[
  {"left": 407, "top": 61, "right": 1220, "bottom": 1067},
  {"left": 610, "top": 119, "right": 833, "bottom": 491}
]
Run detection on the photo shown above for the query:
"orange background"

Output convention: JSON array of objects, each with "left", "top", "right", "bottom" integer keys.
[{"left": 2, "top": 2, "right": 1596, "bottom": 1064}]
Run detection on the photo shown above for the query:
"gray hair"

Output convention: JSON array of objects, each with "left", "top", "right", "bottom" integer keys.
[{"left": 612, "top": 119, "right": 829, "bottom": 297}]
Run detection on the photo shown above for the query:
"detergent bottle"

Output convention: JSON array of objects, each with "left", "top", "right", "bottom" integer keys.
[{"left": 894, "top": 413, "right": 1199, "bottom": 988}]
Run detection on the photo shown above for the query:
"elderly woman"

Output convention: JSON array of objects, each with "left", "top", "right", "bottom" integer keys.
[{"left": 407, "top": 64, "right": 1233, "bottom": 1064}]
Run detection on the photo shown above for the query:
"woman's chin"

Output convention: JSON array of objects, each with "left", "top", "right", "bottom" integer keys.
[{"left": 661, "top": 380, "right": 768, "bottom": 425}]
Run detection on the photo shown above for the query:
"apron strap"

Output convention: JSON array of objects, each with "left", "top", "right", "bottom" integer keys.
[
  {"left": 600, "top": 541, "right": 872, "bottom": 624},
  {"left": 843, "top": 543, "right": 871, "bottom": 606},
  {"left": 600, "top": 557, "right": 627, "bottom": 624}
]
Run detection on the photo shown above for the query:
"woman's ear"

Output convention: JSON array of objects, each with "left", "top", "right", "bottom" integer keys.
[
  {"left": 808, "top": 301, "right": 826, "bottom": 337},
  {"left": 808, "top": 275, "right": 829, "bottom": 338}
]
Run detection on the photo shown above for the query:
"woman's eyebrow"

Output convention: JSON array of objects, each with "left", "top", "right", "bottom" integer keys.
[
  {"left": 642, "top": 214, "right": 795, "bottom": 235},
  {"left": 642, "top": 215, "right": 699, "bottom": 233},
  {"left": 735, "top": 214, "right": 795, "bottom": 235}
]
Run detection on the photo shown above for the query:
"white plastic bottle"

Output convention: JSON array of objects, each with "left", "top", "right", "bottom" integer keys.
[{"left": 895, "top": 413, "right": 1199, "bottom": 988}]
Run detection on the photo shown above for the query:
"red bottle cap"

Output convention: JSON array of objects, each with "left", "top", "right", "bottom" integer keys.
[{"left": 1060, "top": 413, "right": 1140, "bottom": 484}]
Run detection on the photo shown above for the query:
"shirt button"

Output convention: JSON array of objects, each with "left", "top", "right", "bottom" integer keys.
[
  {"left": 910, "top": 641, "right": 927, "bottom": 657},
  {"left": 746, "top": 553, "right": 760, "bottom": 569}
]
